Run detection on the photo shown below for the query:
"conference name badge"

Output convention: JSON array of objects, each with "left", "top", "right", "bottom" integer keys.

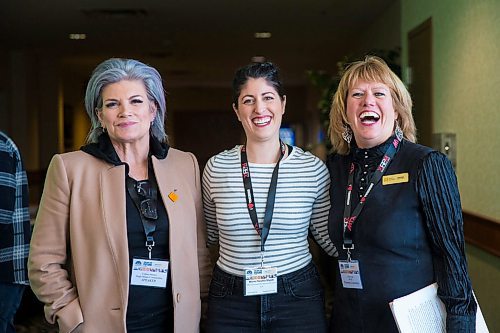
[
  {"left": 338, "top": 260, "right": 363, "bottom": 289},
  {"left": 131, "top": 258, "right": 169, "bottom": 288},
  {"left": 382, "top": 172, "right": 409, "bottom": 185},
  {"left": 243, "top": 267, "right": 278, "bottom": 296}
]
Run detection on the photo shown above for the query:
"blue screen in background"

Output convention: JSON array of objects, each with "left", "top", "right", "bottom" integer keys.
[{"left": 280, "top": 127, "right": 295, "bottom": 146}]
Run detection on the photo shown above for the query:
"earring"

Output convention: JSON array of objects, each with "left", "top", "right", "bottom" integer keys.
[
  {"left": 342, "top": 125, "right": 352, "bottom": 144},
  {"left": 395, "top": 121, "right": 403, "bottom": 141}
]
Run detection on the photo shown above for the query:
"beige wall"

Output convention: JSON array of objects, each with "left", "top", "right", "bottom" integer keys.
[
  {"left": 401, "top": 0, "right": 500, "bottom": 221},
  {"left": 402, "top": 1, "right": 500, "bottom": 331}
]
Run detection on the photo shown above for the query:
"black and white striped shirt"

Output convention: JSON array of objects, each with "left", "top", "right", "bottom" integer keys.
[{"left": 202, "top": 145, "right": 337, "bottom": 276}]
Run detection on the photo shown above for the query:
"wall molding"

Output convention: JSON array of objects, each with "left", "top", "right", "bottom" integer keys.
[{"left": 463, "top": 211, "right": 500, "bottom": 257}]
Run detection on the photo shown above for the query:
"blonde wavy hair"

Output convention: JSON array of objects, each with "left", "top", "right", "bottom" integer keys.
[{"left": 328, "top": 56, "right": 416, "bottom": 155}]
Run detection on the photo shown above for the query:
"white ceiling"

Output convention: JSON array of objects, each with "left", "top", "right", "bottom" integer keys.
[{"left": 1, "top": 0, "right": 397, "bottom": 86}]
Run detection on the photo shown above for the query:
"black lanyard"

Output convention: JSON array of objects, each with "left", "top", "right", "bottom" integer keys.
[
  {"left": 241, "top": 141, "right": 286, "bottom": 252},
  {"left": 126, "top": 160, "right": 159, "bottom": 259},
  {"left": 342, "top": 137, "right": 402, "bottom": 251}
]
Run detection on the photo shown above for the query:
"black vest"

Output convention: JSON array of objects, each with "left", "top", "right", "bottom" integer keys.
[{"left": 327, "top": 140, "right": 436, "bottom": 333}]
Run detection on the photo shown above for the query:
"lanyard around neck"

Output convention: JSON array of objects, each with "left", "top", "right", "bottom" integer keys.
[
  {"left": 342, "top": 137, "right": 402, "bottom": 251},
  {"left": 126, "top": 160, "right": 159, "bottom": 259},
  {"left": 241, "top": 141, "right": 286, "bottom": 252}
]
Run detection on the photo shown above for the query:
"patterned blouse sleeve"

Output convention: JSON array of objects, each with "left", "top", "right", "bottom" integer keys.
[{"left": 417, "top": 151, "right": 477, "bottom": 332}]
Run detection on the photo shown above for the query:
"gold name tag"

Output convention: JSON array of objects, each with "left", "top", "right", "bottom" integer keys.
[{"left": 382, "top": 173, "right": 409, "bottom": 185}]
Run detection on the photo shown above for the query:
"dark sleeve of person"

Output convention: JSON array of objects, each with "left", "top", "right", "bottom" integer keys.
[
  {"left": 17, "top": 148, "right": 32, "bottom": 244},
  {"left": 417, "top": 151, "right": 477, "bottom": 332}
]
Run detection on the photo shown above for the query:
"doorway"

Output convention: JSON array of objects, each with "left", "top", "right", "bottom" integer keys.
[{"left": 408, "top": 18, "right": 433, "bottom": 146}]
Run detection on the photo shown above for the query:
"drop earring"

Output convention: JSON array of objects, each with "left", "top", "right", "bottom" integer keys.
[
  {"left": 342, "top": 125, "right": 352, "bottom": 144},
  {"left": 394, "top": 121, "right": 403, "bottom": 141}
]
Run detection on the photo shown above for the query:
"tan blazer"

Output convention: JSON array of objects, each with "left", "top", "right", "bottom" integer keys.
[{"left": 28, "top": 148, "right": 211, "bottom": 333}]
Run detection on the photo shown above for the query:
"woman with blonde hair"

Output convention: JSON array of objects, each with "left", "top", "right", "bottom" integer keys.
[{"left": 326, "top": 56, "right": 476, "bottom": 332}]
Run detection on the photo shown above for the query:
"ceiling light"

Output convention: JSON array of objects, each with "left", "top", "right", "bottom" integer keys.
[
  {"left": 251, "top": 56, "right": 266, "bottom": 63},
  {"left": 254, "top": 32, "right": 272, "bottom": 39},
  {"left": 69, "top": 34, "right": 87, "bottom": 40}
]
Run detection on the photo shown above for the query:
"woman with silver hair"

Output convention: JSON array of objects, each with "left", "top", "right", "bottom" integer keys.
[{"left": 29, "top": 58, "right": 211, "bottom": 333}]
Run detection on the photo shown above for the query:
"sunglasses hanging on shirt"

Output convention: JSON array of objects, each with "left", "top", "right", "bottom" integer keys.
[{"left": 134, "top": 180, "right": 158, "bottom": 220}]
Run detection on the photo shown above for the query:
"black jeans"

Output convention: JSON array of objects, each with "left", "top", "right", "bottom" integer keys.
[
  {"left": 206, "top": 262, "right": 327, "bottom": 333},
  {"left": 126, "top": 307, "right": 173, "bottom": 333},
  {"left": 0, "top": 282, "right": 25, "bottom": 333}
]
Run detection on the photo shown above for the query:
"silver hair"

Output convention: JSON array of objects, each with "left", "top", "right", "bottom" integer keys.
[{"left": 84, "top": 58, "right": 167, "bottom": 143}]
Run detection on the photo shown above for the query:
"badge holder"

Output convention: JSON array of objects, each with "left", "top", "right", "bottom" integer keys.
[
  {"left": 338, "top": 244, "right": 363, "bottom": 289},
  {"left": 131, "top": 257, "right": 169, "bottom": 288},
  {"left": 243, "top": 252, "right": 278, "bottom": 296}
]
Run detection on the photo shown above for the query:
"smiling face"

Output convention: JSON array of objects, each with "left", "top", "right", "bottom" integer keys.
[
  {"left": 346, "top": 79, "right": 397, "bottom": 148},
  {"left": 233, "top": 77, "right": 286, "bottom": 145},
  {"left": 98, "top": 79, "right": 156, "bottom": 147}
]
